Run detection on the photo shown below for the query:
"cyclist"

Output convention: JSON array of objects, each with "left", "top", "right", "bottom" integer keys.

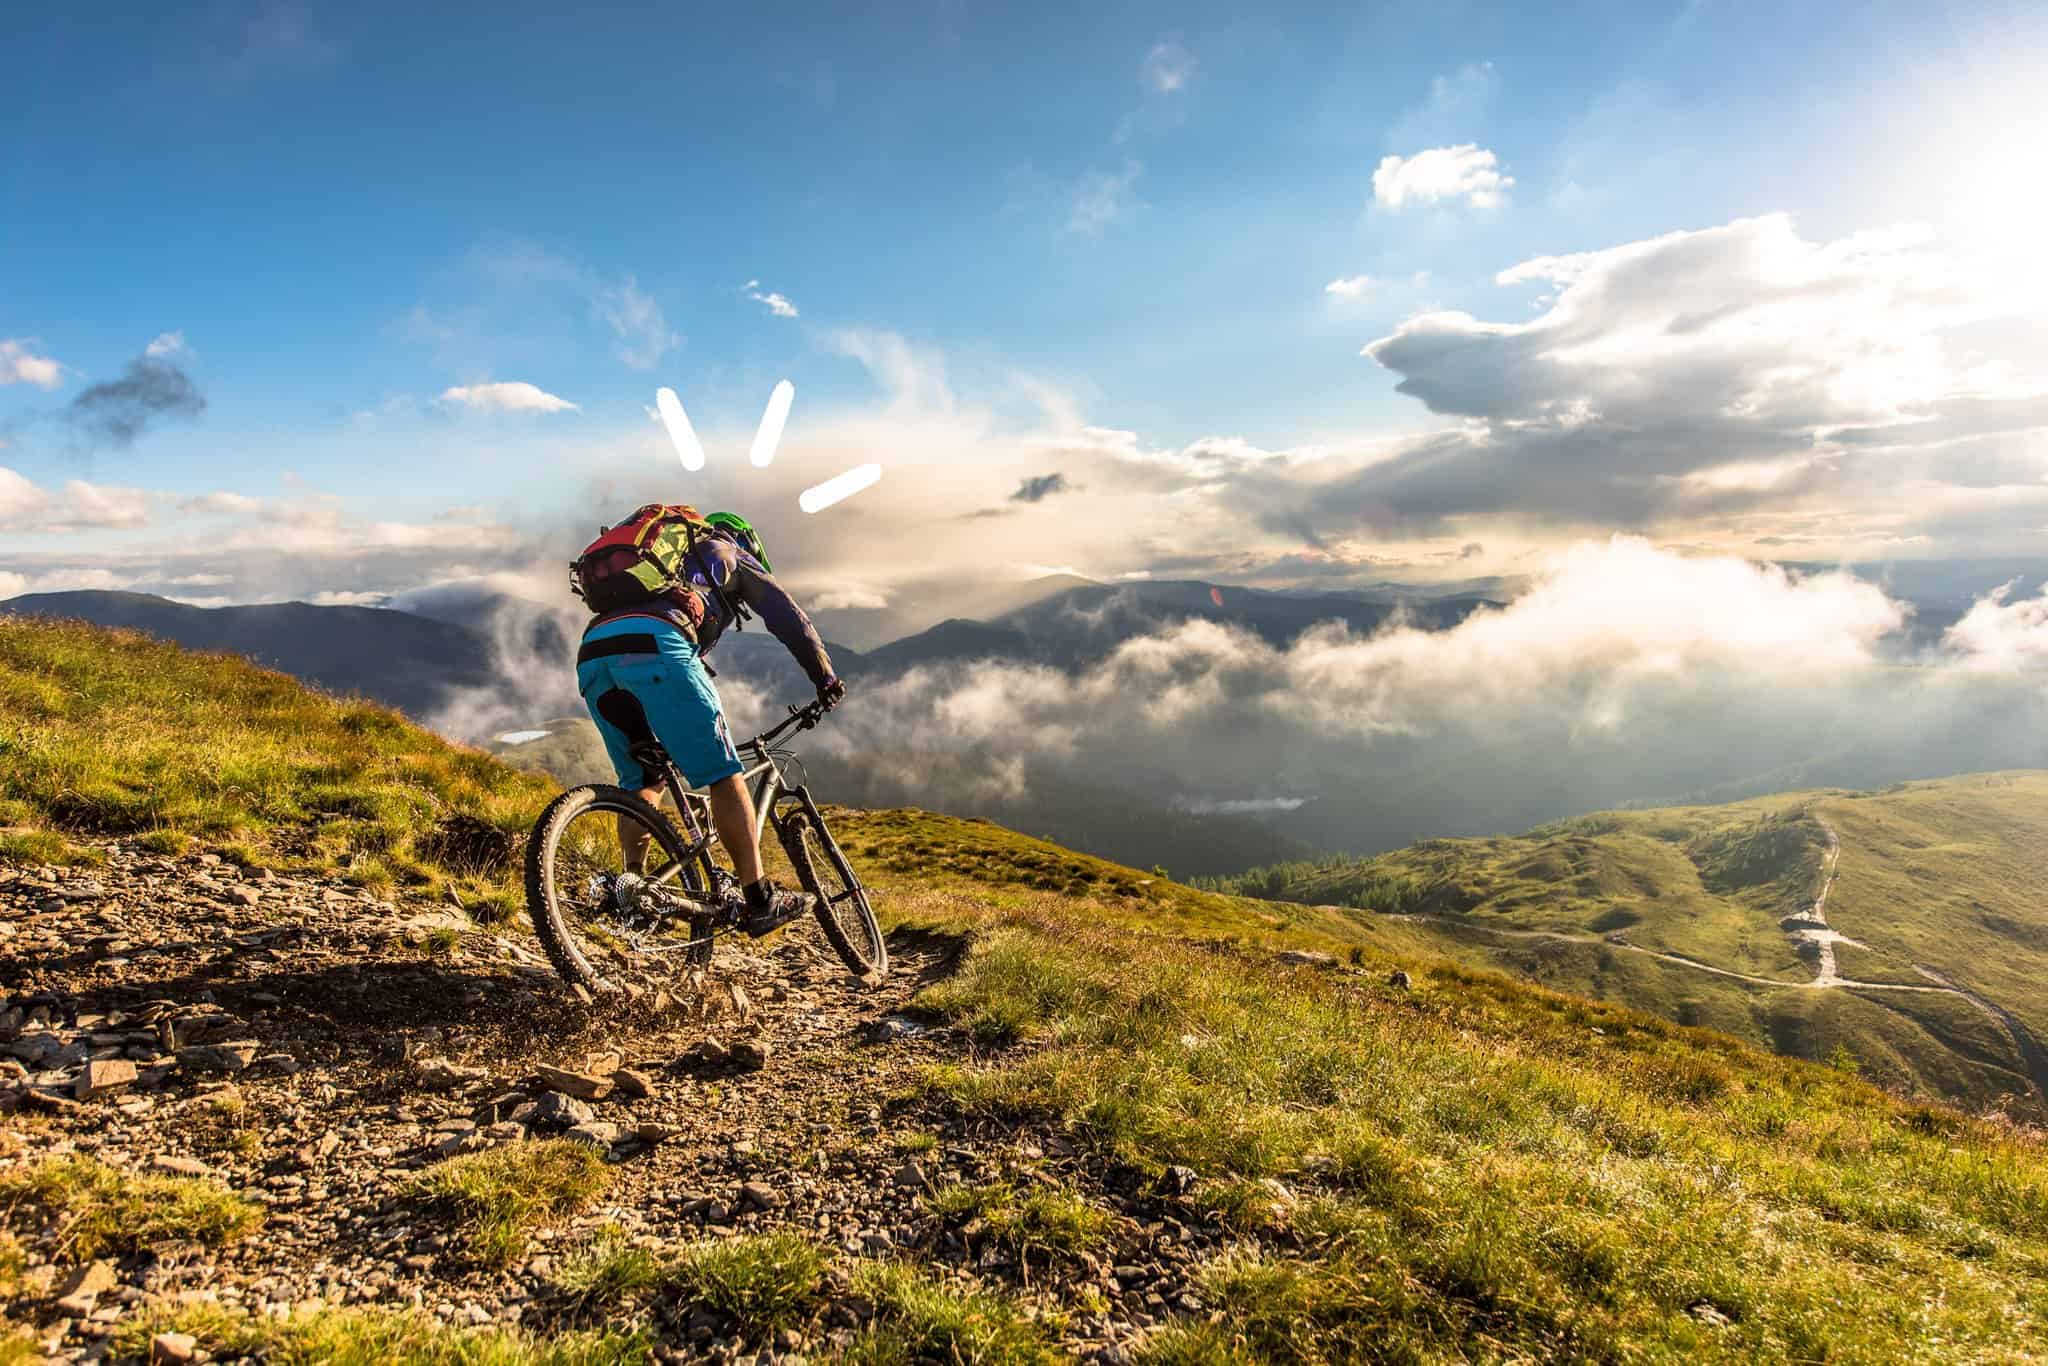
[{"left": 571, "top": 507, "right": 846, "bottom": 937}]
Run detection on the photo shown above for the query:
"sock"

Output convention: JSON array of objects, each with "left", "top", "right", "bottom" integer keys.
[{"left": 743, "top": 879, "right": 771, "bottom": 910}]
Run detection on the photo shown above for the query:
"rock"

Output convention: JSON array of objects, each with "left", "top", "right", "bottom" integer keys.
[
  {"left": 178, "top": 1041, "right": 259, "bottom": 1075},
  {"left": 151, "top": 1331, "right": 200, "bottom": 1363},
  {"left": 892, "top": 1160, "right": 928, "bottom": 1190},
  {"left": 609, "top": 1068, "right": 655, "bottom": 1100},
  {"left": 531, "top": 1092, "right": 595, "bottom": 1130},
  {"left": 417, "top": 1060, "right": 486, "bottom": 1092},
  {"left": 224, "top": 886, "right": 261, "bottom": 908},
  {"left": 56, "top": 1289, "right": 102, "bottom": 1317},
  {"left": 739, "top": 1181, "right": 782, "bottom": 1210},
  {"left": 564, "top": 1121, "right": 622, "bottom": 1149},
  {"left": 9, "top": 1034, "right": 85, "bottom": 1069},
  {"left": 1155, "top": 1165, "right": 1199, "bottom": 1196},
  {"left": 1276, "top": 949, "right": 1338, "bottom": 967},
  {"left": 151, "top": 1155, "right": 215, "bottom": 1178},
  {"left": 74, "top": 1058, "right": 138, "bottom": 1101},
  {"left": 694, "top": 1039, "right": 730, "bottom": 1066},
  {"left": 534, "top": 1064, "right": 612, "bottom": 1101},
  {"left": 634, "top": 1122, "right": 680, "bottom": 1146},
  {"left": 732, "top": 1039, "right": 772, "bottom": 1071},
  {"left": 58, "top": 1261, "right": 119, "bottom": 1300},
  {"left": 1387, "top": 970, "right": 1412, "bottom": 990},
  {"left": 869, "top": 1015, "right": 929, "bottom": 1041}
]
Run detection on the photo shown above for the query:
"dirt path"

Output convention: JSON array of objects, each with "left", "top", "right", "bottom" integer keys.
[{"left": 0, "top": 844, "right": 1215, "bottom": 1361}]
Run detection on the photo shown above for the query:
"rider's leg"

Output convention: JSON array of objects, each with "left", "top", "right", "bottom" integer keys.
[
  {"left": 618, "top": 786, "right": 664, "bottom": 874},
  {"left": 706, "top": 774, "right": 765, "bottom": 885}
]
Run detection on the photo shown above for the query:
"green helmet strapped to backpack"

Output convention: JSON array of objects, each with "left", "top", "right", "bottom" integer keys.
[{"left": 704, "top": 511, "right": 772, "bottom": 573}]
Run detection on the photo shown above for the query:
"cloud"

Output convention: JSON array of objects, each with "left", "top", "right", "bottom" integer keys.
[
  {"left": 594, "top": 276, "right": 678, "bottom": 369},
  {"left": 1944, "top": 582, "right": 2048, "bottom": 670},
  {"left": 0, "top": 467, "right": 153, "bottom": 533},
  {"left": 813, "top": 585, "right": 891, "bottom": 612},
  {"left": 63, "top": 349, "right": 206, "bottom": 450},
  {"left": 1373, "top": 144, "right": 1514, "bottom": 210},
  {"left": 1067, "top": 160, "right": 1143, "bottom": 234},
  {"left": 743, "top": 280, "right": 800, "bottom": 319},
  {"left": 1140, "top": 41, "right": 1194, "bottom": 94},
  {"left": 1010, "top": 473, "right": 1070, "bottom": 503},
  {"left": 787, "top": 537, "right": 2048, "bottom": 852},
  {"left": 1324, "top": 275, "right": 1377, "bottom": 297},
  {"left": 827, "top": 330, "right": 953, "bottom": 411},
  {"left": 145, "top": 332, "right": 189, "bottom": 359},
  {"left": 178, "top": 491, "right": 264, "bottom": 516},
  {"left": 438, "top": 382, "right": 580, "bottom": 414},
  {"left": 1328, "top": 214, "right": 2046, "bottom": 540},
  {"left": 1, "top": 340, "right": 66, "bottom": 389}
]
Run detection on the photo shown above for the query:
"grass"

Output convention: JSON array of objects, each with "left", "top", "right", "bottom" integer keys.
[
  {"left": 111, "top": 1302, "right": 649, "bottom": 1365},
  {"left": 661, "top": 1232, "right": 829, "bottom": 1333},
  {"left": 847, "top": 1262, "right": 1062, "bottom": 1365},
  {"left": 905, "top": 911, "right": 2048, "bottom": 1360},
  {"left": 549, "top": 1231, "right": 1064, "bottom": 1359},
  {"left": 0, "top": 1155, "right": 263, "bottom": 1259},
  {"left": 404, "top": 1141, "right": 611, "bottom": 1268},
  {"left": 927, "top": 1181, "right": 1113, "bottom": 1266},
  {"left": 0, "top": 616, "right": 549, "bottom": 907},
  {"left": 554, "top": 1226, "right": 665, "bottom": 1309},
  {"left": 1199, "top": 775, "right": 2048, "bottom": 1120}
]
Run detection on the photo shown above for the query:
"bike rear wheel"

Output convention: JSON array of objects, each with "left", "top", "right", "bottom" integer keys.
[
  {"left": 525, "top": 785, "right": 714, "bottom": 995},
  {"left": 776, "top": 792, "right": 887, "bottom": 979}
]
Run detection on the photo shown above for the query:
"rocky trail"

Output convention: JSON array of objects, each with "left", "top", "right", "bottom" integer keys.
[{"left": 0, "top": 845, "right": 1227, "bottom": 1363}]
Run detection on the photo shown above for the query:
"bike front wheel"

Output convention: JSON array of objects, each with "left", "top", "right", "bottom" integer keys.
[
  {"left": 525, "top": 785, "right": 714, "bottom": 995},
  {"left": 776, "top": 792, "right": 887, "bottom": 979}
]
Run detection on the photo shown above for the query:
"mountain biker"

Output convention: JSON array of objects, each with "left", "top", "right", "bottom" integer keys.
[{"left": 571, "top": 507, "right": 846, "bottom": 937}]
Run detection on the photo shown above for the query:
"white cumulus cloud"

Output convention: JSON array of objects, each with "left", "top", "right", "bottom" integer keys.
[
  {"left": 744, "top": 280, "right": 800, "bottom": 319},
  {"left": 1324, "top": 275, "right": 1377, "bottom": 297},
  {"left": 439, "top": 382, "right": 580, "bottom": 414},
  {"left": 0, "top": 339, "right": 65, "bottom": 389},
  {"left": 0, "top": 467, "right": 153, "bottom": 533},
  {"left": 1373, "top": 143, "right": 1514, "bottom": 210}
]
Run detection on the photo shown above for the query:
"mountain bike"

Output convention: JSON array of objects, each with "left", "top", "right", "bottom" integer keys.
[{"left": 523, "top": 699, "right": 887, "bottom": 996}]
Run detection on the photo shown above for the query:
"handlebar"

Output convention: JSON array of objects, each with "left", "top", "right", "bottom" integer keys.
[{"left": 749, "top": 698, "right": 829, "bottom": 749}]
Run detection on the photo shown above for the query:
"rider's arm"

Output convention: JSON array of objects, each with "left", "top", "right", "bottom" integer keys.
[{"left": 707, "top": 541, "right": 837, "bottom": 689}]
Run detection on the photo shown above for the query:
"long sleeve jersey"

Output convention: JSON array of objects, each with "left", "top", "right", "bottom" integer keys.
[{"left": 681, "top": 536, "right": 836, "bottom": 688}]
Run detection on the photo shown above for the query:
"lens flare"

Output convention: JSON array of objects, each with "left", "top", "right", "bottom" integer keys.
[
  {"left": 750, "top": 380, "right": 795, "bottom": 468},
  {"left": 800, "top": 463, "right": 882, "bottom": 514},
  {"left": 655, "top": 386, "right": 705, "bottom": 472}
]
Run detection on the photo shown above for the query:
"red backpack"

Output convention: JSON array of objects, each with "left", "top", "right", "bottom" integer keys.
[{"left": 569, "top": 503, "right": 716, "bottom": 616}]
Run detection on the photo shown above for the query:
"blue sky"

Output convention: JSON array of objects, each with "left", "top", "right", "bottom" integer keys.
[{"left": 3, "top": 0, "right": 2044, "bottom": 618}]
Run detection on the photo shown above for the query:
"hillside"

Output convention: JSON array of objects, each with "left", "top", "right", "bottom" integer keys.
[
  {"left": 0, "top": 591, "right": 496, "bottom": 722},
  {"left": 1206, "top": 776, "right": 2048, "bottom": 1121},
  {"left": 4, "top": 620, "right": 2048, "bottom": 1361}
]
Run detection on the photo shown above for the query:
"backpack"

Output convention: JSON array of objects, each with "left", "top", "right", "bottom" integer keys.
[{"left": 569, "top": 503, "right": 717, "bottom": 615}]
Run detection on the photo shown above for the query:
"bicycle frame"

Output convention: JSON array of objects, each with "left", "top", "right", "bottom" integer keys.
[{"left": 640, "top": 702, "right": 824, "bottom": 890}]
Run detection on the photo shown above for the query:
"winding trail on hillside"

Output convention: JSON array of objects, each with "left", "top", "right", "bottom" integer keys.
[{"left": 1386, "top": 813, "right": 2048, "bottom": 1105}]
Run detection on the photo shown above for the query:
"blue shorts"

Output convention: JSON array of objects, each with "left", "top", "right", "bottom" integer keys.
[{"left": 576, "top": 617, "right": 744, "bottom": 790}]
